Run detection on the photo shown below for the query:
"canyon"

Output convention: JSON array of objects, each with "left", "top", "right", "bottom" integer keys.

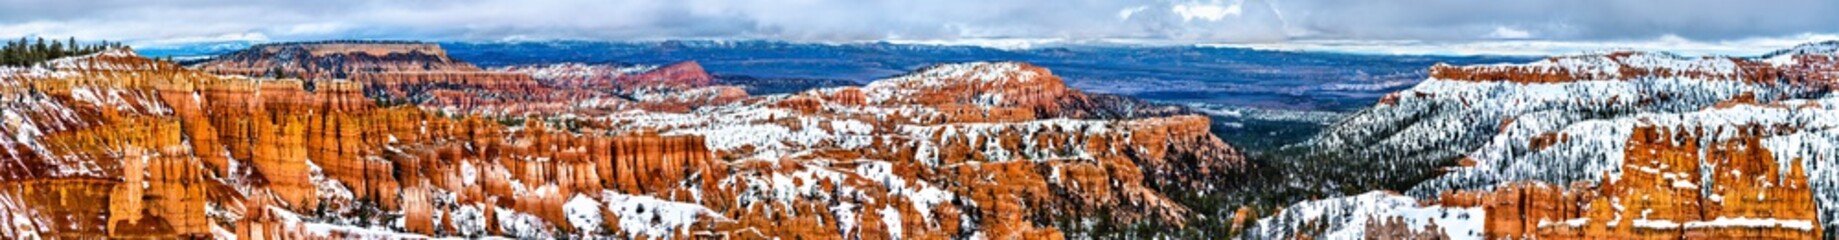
[
  {"left": 0, "top": 41, "right": 1246, "bottom": 238},
  {"left": 3, "top": 39, "right": 1834, "bottom": 239}
]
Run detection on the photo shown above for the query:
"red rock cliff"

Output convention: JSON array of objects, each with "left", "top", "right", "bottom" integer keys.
[{"left": 1441, "top": 125, "right": 1822, "bottom": 239}]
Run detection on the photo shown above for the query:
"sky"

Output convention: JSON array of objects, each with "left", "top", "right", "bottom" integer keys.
[{"left": 3, "top": 0, "right": 1838, "bottom": 55}]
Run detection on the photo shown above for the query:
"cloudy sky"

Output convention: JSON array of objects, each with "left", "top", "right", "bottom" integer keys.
[{"left": 3, "top": 0, "right": 1837, "bottom": 54}]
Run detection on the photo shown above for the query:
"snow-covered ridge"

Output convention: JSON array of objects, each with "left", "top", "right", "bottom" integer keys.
[
  {"left": 1761, "top": 40, "right": 1839, "bottom": 59},
  {"left": 1431, "top": 51, "right": 1743, "bottom": 82},
  {"left": 864, "top": 61, "right": 1050, "bottom": 105},
  {"left": 1263, "top": 41, "right": 1839, "bottom": 239},
  {"left": 871, "top": 62, "right": 1043, "bottom": 87},
  {"left": 38, "top": 48, "right": 170, "bottom": 72},
  {"left": 1430, "top": 41, "right": 1839, "bottom": 86},
  {"left": 494, "top": 62, "right": 657, "bottom": 81}
]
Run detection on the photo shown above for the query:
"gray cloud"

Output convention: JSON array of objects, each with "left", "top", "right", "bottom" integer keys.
[{"left": 0, "top": 0, "right": 1834, "bottom": 46}]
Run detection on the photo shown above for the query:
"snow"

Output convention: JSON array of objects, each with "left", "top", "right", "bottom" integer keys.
[
  {"left": 1683, "top": 217, "right": 1817, "bottom": 230},
  {"left": 0, "top": 192, "right": 41, "bottom": 239},
  {"left": 261, "top": 205, "right": 449, "bottom": 239},
  {"left": 493, "top": 207, "right": 551, "bottom": 238},
  {"left": 1538, "top": 218, "right": 1590, "bottom": 228},
  {"left": 2, "top": 109, "right": 49, "bottom": 159},
  {"left": 451, "top": 205, "right": 488, "bottom": 237},
  {"left": 849, "top": 161, "right": 955, "bottom": 222},
  {"left": 300, "top": 161, "right": 358, "bottom": 210},
  {"left": 880, "top": 206, "right": 903, "bottom": 238},
  {"left": 1285, "top": 44, "right": 1839, "bottom": 238},
  {"left": 601, "top": 191, "right": 719, "bottom": 238},
  {"left": 495, "top": 63, "right": 657, "bottom": 81},
  {"left": 898, "top": 118, "right": 1121, "bottom": 166},
  {"left": 302, "top": 223, "right": 438, "bottom": 239},
  {"left": 460, "top": 161, "right": 478, "bottom": 185},
  {"left": 1631, "top": 219, "right": 1681, "bottom": 229},
  {"left": 830, "top": 202, "right": 860, "bottom": 236},
  {"left": 864, "top": 62, "right": 1039, "bottom": 104},
  {"left": 1251, "top": 191, "right": 1483, "bottom": 240},
  {"left": 67, "top": 87, "right": 100, "bottom": 106},
  {"left": 1398, "top": 76, "right": 1834, "bottom": 197},
  {"left": 564, "top": 194, "right": 605, "bottom": 234}
]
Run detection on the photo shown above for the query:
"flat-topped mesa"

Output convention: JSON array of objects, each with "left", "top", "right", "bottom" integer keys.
[
  {"left": 194, "top": 41, "right": 480, "bottom": 79},
  {"left": 1428, "top": 47, "right": 1839, "bottom": 89},
  {"left": 857, "top": 62, "right": 1117, "bottom": 121},
  {"left": 497, "top": 61, "right": 742, "bottom": 112},
  {"left": 41, "top": 48, "right": 184, "bottom": 73},
  {"left": 499, "top": 63, "right": 658, "bottom": 90},
  {"left": 496, "top": 61, "right": 712, "bottom": 91},
  {"left": 865, "top": 62, "right": 1077, "bottom": 106},
  {"left": 192, "top": 41, "right": 618, "bottom": 115},
  {"left": 615, "top": 61, "right": 714, "bottom": 91}
]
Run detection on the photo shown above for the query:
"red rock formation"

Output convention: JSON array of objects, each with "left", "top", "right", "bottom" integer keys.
[
  {"left": 1429, "top": 51, "right": 1839, "bottom": 90},
  {"left": 195, "top": 41, "right": 479, "bottom": 80},
  {"left": 504, "top": 61, "right": 713, "bottom": 92},
  {"left": 1444, "top": 125, "right": 1823, "bottom": 239},
  {"left": 0, "top": 46, "right": 1248, "bottom": 239},
  {"left": 611, "top": 61, "right": 714, "bottom": 91}
]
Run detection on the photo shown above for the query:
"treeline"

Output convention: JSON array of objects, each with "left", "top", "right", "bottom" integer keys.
[{"left": 1, "top": 37, "right": 123, "bottom": 66}]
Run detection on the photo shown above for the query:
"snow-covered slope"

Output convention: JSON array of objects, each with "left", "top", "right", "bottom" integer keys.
[
  {"left": 1249, "top": 192, "right": 1483, "bottom": 239},
  {"left": 1256, "top": 41, "right": 1839, "bottom": 239}
]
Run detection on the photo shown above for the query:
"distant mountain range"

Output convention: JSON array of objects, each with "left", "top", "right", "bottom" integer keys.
[
  {"left": 142, "top": 40, "right": 1532, "bottom": 112},
  {"left": 144, "top": 40, "right": 1531, "bottom": 152}
]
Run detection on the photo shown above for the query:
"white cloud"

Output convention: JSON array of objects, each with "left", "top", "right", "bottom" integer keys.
[
  {"left": 131, "top": 32, "right": 271, "bottom": 46},
  {"left": 281, "top": 23, "right": 345, "bottom": 36},
  {"left": 1211, "top": 33, "right": 1839, "bottom": 56},
  {"left": 0, "top": 0, "right": 1835, "bottom": 47},
  {"left": 1171, "top": 1, "right": 1244, "bottom": 22},
  {"left": 1117, "top": 6, "right": 1151, "bottom": 21},
  {"left": 1486, "top": 26, "right": 1533, "bottom": 39}
]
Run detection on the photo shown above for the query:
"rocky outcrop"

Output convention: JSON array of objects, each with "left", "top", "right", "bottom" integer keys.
[{"left": 1440, "top": 125, "right": 1822, "bottom": 239}]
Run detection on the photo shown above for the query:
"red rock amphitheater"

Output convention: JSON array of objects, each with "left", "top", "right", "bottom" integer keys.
[{"left": 0, "top": 43, "right": 1245, "bottom": 238}]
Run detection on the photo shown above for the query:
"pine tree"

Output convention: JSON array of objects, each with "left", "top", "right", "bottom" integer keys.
[
  {"left": 47, "top": 40, "right": 62, "bottom": 60},
  {"left": 32, "top": 38, "right": 46, "bottom": 63},
  {"left": 0, "top": 37, "right": 114, "bottom": 66}
]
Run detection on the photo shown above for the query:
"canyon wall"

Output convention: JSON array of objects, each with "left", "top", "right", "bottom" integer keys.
[{"left": 1442, "top": 125, "right": 1822, "bottom": 239}]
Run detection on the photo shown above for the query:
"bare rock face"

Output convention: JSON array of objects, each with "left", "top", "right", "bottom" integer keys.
[{"left": 0, "top": 46, "right": 1245, "bottom": 239}]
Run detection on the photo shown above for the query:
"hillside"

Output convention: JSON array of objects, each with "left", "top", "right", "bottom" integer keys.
[{"left": 1250, "top": 41, "right": 1839, "bottom": 239}]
